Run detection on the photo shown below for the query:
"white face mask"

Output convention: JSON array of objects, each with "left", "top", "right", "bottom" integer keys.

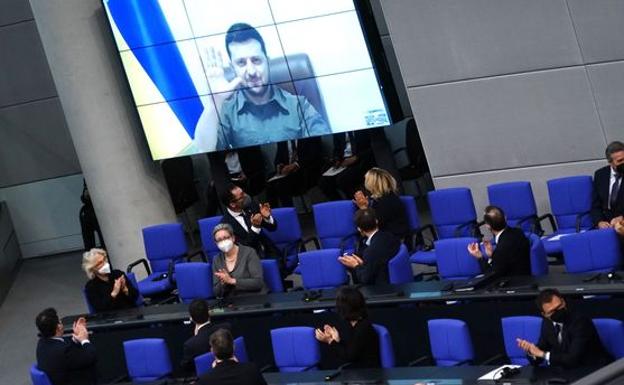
[
  {"left": 97, "top": 262, "right": 111, "bottom": 275},
  {"left": 217, "top": 239, "right": 234, "bottom": 253}
]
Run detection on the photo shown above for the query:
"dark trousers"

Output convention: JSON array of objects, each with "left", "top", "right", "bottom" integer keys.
[
  {"left": 318, "top": 165, "right": 366, "bottom": 201},
  {"left": 80, "top": 206, "right": 104, "bottom": 251}
]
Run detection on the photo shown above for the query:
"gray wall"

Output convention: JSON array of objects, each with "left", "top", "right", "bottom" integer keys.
[{"left": 379, "top": 0, "right": 624, "bottom": 215}]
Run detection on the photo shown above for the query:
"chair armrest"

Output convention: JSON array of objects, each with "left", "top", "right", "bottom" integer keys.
[
  {"left": 186, "top": 248, "right": 207, "bottom": 262},
  {"left": 537, "top": 213, "right": 557, "bottom": 233},
  {"left": 167, "top": 261, "right": 176, "bottom": 285},
  {"left": 575, "top": 211, "right": 591, "bottom": 233},
  {"left": 480, "top": 353, "right": 506, "bottom": 365},
  {"left": 515, "top": 215, "right": 540, "bottom": 235},
  {"left": 260, "top": 364, "right": 276, "bottom": 373},
  {"left": 454, "top": 220, "right": 480, "bottom": 239},
  {"left": 408, "top": 355, "right": 431, "bottom": 366},
  {"left": 126, "top": 258, "right": 151, "bottom": 275}
]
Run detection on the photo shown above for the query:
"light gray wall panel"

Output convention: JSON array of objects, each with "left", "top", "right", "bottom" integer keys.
[
  {"left": 409, "top": 67, "right": 605, "bottom": 177},
  {"left": 0, "top": 20, "right": 56, "bottom": 107},
  {"left": 381, "top": 35, "right": 413, "bottom": 117},
  {"left": 0, "top": 0, "right": 33, "bottom": 26},
  {"left": 0, "top": 98, "right": 80, "bottom": 187},
  {"left": 587, "top": 61, "right": 624, "bottom": 143},
  {"left": 434, "top": 160, "right": 604, "bottom": 227},
  {"left": 567, "top": 0, "right": 624, "bottom": 64},
  {"left": 381, "top": 0, "right": 582, "bottom": 87}
]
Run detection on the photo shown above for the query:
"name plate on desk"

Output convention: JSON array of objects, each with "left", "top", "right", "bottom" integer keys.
[{"left": 409, "top": 291, "right": 442, "bottom": 299}]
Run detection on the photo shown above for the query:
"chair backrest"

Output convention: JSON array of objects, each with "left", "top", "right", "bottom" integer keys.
[
  {"left": 263, "top": 207, "right": 303, "bottom": 252},
  {"left": 194, "top": 336, "right": 249, "bottom": 376},
  {"left": 373, "top": 324, "right": 396, "bottom": 368},
  {"left": 399, "top": 195, "right": 422, "bottom": 231},
  {"left": 427, "top": 319, "right": 474, "bottom": 366},
  {"left": 428, "top": 188, "right": 477, "bottom": 239},
  {"left": 561, "top": 229, "right": 622, "bottom": 273},
  {"left": 123, "top": 338, "right": 172, "bottom": 382},
  {"left": 298, "top": 249, "right": 348, "bottom": 289},
  {"left": 528, "top": 234, "right": 549, "bottom": 276},
  {"left": 312, "top": 201, "right": 357, "bottom": 250},
  {"left": 271, "top": 327, "right": 321, "bottom": 372},
  {"left": 487, "top": 181, "right": 537, "bottom": 233},
  {"left": 142, "top": 223, "right": 188, "bottom": 272},
  {"left": 30, "top": 365, "right": 53, "bottom": 385},
  {"left": 547, "top": 176, "right": 593, "bottom": 231},
  {"left": 434, "top": 238, "right": 482, "bottom": 280},
  {"left": 175, "top": 262, "right": 213, "bottom": 303},
  {"left": 198, "top": 216, "right": 223, "bottom": 259},
  {"left": 262, "top": 259, "right": 284, "bottom": 293},
  {"left": 501, "top": 316, "right": 542, "bottom": 365},
  {"left": 592, "top": 318, "right": 624, "bottom": 359},
  {"left": 388, "top": 244, "right": 413, "bottom": 284},
  {"left": 82, "top": 287, "right": 96, "bottom": 315}
]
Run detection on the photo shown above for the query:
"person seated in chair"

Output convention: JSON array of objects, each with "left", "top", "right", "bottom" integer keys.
[
  {"left": 467, "top": 206, "right": 531, "bottom": 277},
  {"left": 338, "top": 208, "right": 400, "bottom": 285},
  {"left": 82, "top": 248, "right": 138, "bottom": 313},
  {"left": 35, "top": 308, "right": 97, "bottom": 385},
  {"left": 591, "top": 141, "right": 624, "bottom": 230},
  {"left": 517, "top": 288, "right": 612, "bottom": 368},
  {"left": 197, "top": 328, "right": 267, "bottom": 385}
]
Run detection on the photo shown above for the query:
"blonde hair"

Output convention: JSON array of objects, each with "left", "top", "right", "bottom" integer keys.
[
  {"left": 82, "top": 248, "right": 107, "bottom": 279},
  {"left": 364, "top": 168, "right": 398, "bottom": 198}
]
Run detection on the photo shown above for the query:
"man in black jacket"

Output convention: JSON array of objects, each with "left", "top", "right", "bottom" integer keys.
[
  {"left": 517, "top": 289, "right": 612, "bottom": 368},
  {"left": 339, "top": 208, "right": 400, "bottom": 285},
  {"left": 180, "top": 299, "right": 231, "bottom": 375},
  {"left": 35, "top": 308, "right": 97, "bottom": 385},
  {"left": 467, "top": 206, "right": 531, "bottom": 277},
  {"left": 591, "top": 141, "right": 624, "bottom": 229},
  {"left": 197, "top": 328, "right": 267, "bottom": 385}
]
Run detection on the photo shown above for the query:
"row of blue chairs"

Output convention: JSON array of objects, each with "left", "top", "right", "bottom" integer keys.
[{"left": 33, "top": 316, "right": 624, "bottom": 384}]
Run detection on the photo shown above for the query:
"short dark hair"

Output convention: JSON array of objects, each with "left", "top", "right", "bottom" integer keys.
[
  {"left": 606, "top": 141, "right": 624, "bottom": 162},
  {"left": 354, "top": 208, "right": 378, "bottom": 233},
  {"left": 225, "top": 23, "right": 267, "bottom": 59},
  {"left": 483, "top": 205, "right": 507, "bottom": 232},
  {"left": 210, "top": 328, "right": 234, "bottom": 360},
  {"left": 336, "top": 286, "right": 367, "bottom": 321},
  {"left": 36, "top": 308, "right": 60, "bottom": 338},
  {"left": 220, "top": 183, "right": 239, "bottom": 208},
  {"left": 189, "top": 299, "right": 210, "bottom": 324},
  {"left": 535, "top": 288, "right": 563, "bottom": 311}
]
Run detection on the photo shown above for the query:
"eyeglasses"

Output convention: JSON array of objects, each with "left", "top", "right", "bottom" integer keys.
[{"left": 215, "top": 235, "right": 232, "bottom": 243}]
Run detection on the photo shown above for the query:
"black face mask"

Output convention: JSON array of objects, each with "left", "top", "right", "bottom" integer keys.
[
  {"left": 616, "top": 163, "right": 624, "bottom": 175},
  {"left": 550, "top": 307, "right": 569, "bottom": 323}
]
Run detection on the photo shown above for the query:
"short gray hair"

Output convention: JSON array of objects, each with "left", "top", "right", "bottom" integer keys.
[
  {"left": 212, "top": 223, "right": 234, "bottom": 239},
  {"left": 606, "top": 141, "right": 624, "bottom": 162},
  {"left": 82, "top": 248, "right": 107, "bottom": 279}
]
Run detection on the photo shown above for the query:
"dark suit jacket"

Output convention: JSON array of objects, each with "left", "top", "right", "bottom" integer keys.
[
  {"left": 481, "top": 227, "right": 531, "bottom": 277},
  {"left": 352, "top": 231, "right": 400, "bottom": 285},
  {"left": 84, "top": 269, "right": 139, "bottom": 313},
  {"left": 180, "top": 322, "right": 231, "bottom": 374},
  {"left": 220, "top": 209, "right": 278, "bottom": 258},
  {"left": 370, "top": 193, "right": 409, "bottom": 240},
  {"left": 330, "top": 318, "right": 381, "bottom": 369},
  {"left": 591, "top": 165, "right": 624, "bottom": 225},
  {"left": 531, "top": 312, "right": 612, "bottom": 368},
  {"left": 36, "top": 337, "right": 97, "bottom": 385},
  {"left": 332, "top": 130, "right": 373, "bottom": 164},
  {"left": 274, "top": 137, "right": 322, "bottom": 190},
  {"left": 197, "top": 360, "right": 267, "bottom": 385}
]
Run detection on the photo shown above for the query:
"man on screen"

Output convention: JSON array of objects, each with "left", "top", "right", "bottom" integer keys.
[{"left": 198, "top": 23, "right": 330, "bottom": 150}]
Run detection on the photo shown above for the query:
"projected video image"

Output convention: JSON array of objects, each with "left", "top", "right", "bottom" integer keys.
[{"left": 103, "top": 0, "right": 391, "bottom": 160}]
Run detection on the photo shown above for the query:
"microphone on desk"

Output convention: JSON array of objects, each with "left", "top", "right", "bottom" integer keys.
[{"left": 324, "top": 362, "right": 351, "bottom": 382}]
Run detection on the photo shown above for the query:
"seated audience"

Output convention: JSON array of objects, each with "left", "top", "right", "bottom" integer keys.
[
  {"left": 35, "top": 308, "right": 97, "bottom": 385},
  {"left": 266, "top": 137, "right": 322, "bottom": 207},
  {"left": 591, "top": 141, "right": 624, "bottom": 229},
  {"left": 220, "top": 183, "right": 279, "bottom": 260},
  {"left": 315, "top": 286, "right": 380, "bottom": 368},
  {"left": 212, "top": 223, "right": 266, "bottom": 298},
  {"left": 517, "top": 289, "right": 612, "bottom": 368},
  {"left": 353, "top": 167, "right": 409, "bottom": 240},
  {"left": 82, "top": 248, "right": 138, "bottom": 312},
  {"left": 467, "top": 206, "right": 531, "bottom": 277},
  {"left": 180, "top": 299, "right": 231, "bottom": 375},
  {"left": 197, "top": 328, "right": 267, "bottom": 385},
  {"left": 339, "top": 208, "right": 400, "bottom": 285}
]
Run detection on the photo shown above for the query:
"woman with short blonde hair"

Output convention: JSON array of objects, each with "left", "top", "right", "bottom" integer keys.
[{"left": 363, "top": 168, "right": 398, "bottom": 198}]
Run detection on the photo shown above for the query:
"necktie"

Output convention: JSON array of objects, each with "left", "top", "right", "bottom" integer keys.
[
  {"left": 553, "top": 323, "right": 562, "bottom": 345},
  {"left": 240, "top": 213, "right": 251, "bottom": 232},
  {"left": 610, "top": 175, "right": 621, "bottom": 210}
]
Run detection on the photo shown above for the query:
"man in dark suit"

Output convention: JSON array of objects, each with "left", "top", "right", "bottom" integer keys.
[
  {"left": 266, "top": 137, "right": 322, "bottom": 207},
  {"left": 197, "top": 328, "right": 267, "bottom": 385},
  {"left": 35, "top": 308, "right": 97, "bottom": 385},
  {"left": 220, "top": 183, "right": 278, "bottom": 259},
  {"left": 339, "top": 208, "right": 400, "bottom": 285},
  {"left": 517, "top": 289, "right": 612, "bottom": 368},
  {"left": 180, "top": 299, "right": 231, "bottom": 375},
  {"left": 591, "top": 141, "right": 624, "bottom": 229},
  {"left": 319, "top": 130, "right": 374, "bottom": 200},
  {"left": 467, "top": 206, "right": 531, "bottom": 277}
]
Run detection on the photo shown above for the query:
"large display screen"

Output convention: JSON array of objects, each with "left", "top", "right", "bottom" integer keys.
[{"left": 103, "top": 0, "right": 391, "bottom": 160}]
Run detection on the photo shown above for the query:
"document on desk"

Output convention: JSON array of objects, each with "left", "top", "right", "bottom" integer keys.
[
  {"left": 267, "top": 173, "right": 288, "bottom": 182},
  {"left": 478, "top": 365, "right": 522, "bottom": 380},
  {"left": 322, "top": 166, "right": 346, "bottom": 177}
]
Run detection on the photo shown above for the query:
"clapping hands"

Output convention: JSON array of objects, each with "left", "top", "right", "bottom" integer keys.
[
  {"left": 315, "top": 324, "right": 340, "bottom": 344},
  {"left": 72, "top": 317, "right": 89, "bottom": 343},
  {"left": 214, "top": 269, "right": 236, "bottom": 285}
]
